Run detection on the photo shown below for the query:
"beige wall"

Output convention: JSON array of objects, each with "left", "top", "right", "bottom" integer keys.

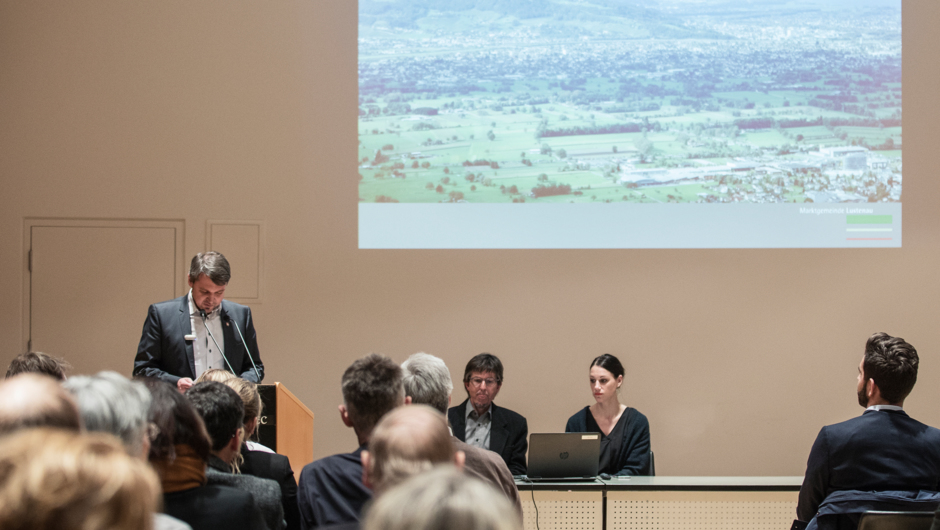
[{"left": 2, "top": 1, "right": 938, "bottom": 476}]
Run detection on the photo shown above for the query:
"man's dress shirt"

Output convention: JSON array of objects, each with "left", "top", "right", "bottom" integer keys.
[
  {"left": 464, "top": 401, "right": 492, "bottom": 450},
  {"left": 187, "top": 291, "right": 225, "bottom": 379}
]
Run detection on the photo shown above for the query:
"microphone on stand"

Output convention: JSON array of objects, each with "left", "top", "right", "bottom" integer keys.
[
  {"left": 201, "top": 309, "right": 236, "bottom": 375},
  {"left": 224, "top": 310, "right": 262, "bottom": 382}
]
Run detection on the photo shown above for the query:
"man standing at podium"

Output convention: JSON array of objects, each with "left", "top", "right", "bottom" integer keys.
[{"left": 133, "top": 252, "right": 264, "bottom": 391}]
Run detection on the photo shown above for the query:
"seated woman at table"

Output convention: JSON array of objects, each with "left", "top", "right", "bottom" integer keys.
[{"left": 565, "top": 354, "right": 651, "bottom": 476}]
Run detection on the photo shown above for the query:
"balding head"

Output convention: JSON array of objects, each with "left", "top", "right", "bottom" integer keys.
[
  {"left": 0, "top": 374, "right": 82, "bottom": 436},
  {"left": 363, "top": 404, "right": 461, "bottom": 494}
]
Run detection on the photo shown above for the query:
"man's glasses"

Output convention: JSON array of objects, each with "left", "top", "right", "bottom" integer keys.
[{"left": 469, "top": 377, "right": 498, "bottom": 387}]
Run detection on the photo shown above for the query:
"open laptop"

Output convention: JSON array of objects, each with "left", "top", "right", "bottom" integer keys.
[{"left": 526, "top": 433, "right": 600, "bottom": 481}]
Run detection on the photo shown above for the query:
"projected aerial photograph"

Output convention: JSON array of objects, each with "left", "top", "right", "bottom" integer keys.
[{"left": 358, "top": 0, "right": 900, "bottom": 205}]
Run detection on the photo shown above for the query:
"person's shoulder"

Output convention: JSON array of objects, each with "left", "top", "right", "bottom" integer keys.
[
  {"left": 447, "top": 399, "right": 468, "bottom": 417},
  {"left": 301, "top": 450, "right": 362, "bottom": 477},
  {"left": 165, "top": 482, "right": 254, "bottom": 504},
  {"left": 221, "top": 299, "right": 250, "bottom": 314},
  {"left": 567, "top": 406, "right": 591, "bottom": 422},
  {"left": 493, "top": 402, "right": 527, "bottom": 422},
  {"left": 208, "top": 470, "right": 280, "bottom": 498},
  {"left": 151, "top": 295, "right": 187, "bottom": 311},
  {"left": 454, "top": 437, "right": 486, "bottom": 457},
  {"left": 626, "top": 407, "right": 649, "bottom": 424},
  {"left": 244, "top": 447, "right": 291, "bottom": 469}
]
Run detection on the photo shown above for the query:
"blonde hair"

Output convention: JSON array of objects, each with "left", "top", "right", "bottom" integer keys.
[
  {"left": 225, "top": 377, "right": 262, "bottom": 423},
  {"left": 218, "top": 377, "right": 263, "bottom": 472},
  {"left": 0, "top": 428, "right": 161, "bottom": 530},
  {"left": 363, "top": 466, "right": 521, "bottom": 530},
  {"left": 195, "top": 369, "right": 237, "bottom": 384}
]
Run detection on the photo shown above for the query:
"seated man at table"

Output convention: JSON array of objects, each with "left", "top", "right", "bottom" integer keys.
[
  {"left": 297, "top": 354, "right": 406, "bottom": 529},
  {"left": 447, "top": 353, "right": 528, "bottom": 476},
  {"left": 401, "top": 352, "right": 521, "bottom": 515},
  {"left": 797, "top": 332, "right": 940, "bottom": 524}
]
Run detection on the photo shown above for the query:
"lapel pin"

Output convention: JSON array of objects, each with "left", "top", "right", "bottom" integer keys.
[{"left": 184, "top": 334, "right": 196, "bottom": 341}]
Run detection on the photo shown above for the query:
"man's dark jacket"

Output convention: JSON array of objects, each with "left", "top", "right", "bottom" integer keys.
[
  {"left": 448, "top": 399, "right": 528, "bottom": 475},
  {"left": 797, "top": 409, "right": 940, "bottom": 522},
  {"left": 133, "top": 295, "right": 264, "bottom": 383}
]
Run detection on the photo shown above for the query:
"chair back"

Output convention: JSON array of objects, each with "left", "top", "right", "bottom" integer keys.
[{"left": 857, "top": 511, "right": 934, "bottom": 530}]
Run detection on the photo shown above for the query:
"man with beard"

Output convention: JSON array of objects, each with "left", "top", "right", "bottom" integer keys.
[
  {"left": 796, "top": 332, "right": 940, "bottom": 524},
  {"left": 448, "top": 353, "right": 528, "bottom": 476}
]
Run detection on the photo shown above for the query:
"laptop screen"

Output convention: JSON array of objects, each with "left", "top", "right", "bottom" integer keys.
[{"left": 527, "top": 433, "right": 600, "bottom": 479}]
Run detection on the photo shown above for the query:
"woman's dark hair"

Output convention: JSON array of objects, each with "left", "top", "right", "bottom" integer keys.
[
  {"left": 590, "top": 354, "right": 624, "bottom": 379},
  {"left": 142, "top": 379, "right": 211, "bottom": 462}
]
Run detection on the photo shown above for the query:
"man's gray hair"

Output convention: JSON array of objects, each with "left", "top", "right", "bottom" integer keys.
[
  {"left": 401, "top": 353, "right": 453, "bottom": 414},
  {"left": 64, "top": 371, "right": 151, "bottom": 456},
  {"left": 188, "top": 251, "right": 231, "bottom": 285}
]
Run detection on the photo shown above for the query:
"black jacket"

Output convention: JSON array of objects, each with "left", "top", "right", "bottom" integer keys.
[
  {"left": 164, "top": 484, "right": 269, "bottom": 530},
  {"left": 797, "top": 409, "right": 940, "bottom": 522},
  {"left": 448, "top": 399, "right": 528, "bottom": 475},
  {"left": 133, "top": 295, "right": 264, "bottom": 383},
  {"left": 241, "top": 445, "right": 301, "bottom": 530}
]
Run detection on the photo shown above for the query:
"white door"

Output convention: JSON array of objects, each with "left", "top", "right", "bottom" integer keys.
[{"left": 27, "top": 220, "right": 184, "bottom": 377}]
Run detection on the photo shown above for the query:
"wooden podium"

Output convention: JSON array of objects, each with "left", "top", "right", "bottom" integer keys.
[{"left": 256, "top": 383, "right": 315, "bottom": 472}]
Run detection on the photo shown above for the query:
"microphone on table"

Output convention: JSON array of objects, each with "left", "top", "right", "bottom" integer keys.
[
  {"left": 224, "top": 309, "right": 262, "bottom": 382},
  {"left": 201, "top": 309, "right": 236, "bottom": 375}
]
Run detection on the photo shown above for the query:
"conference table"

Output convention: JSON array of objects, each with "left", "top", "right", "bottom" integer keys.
[{"left": 515, "top": 476, "right": 802, "bottom": 530}]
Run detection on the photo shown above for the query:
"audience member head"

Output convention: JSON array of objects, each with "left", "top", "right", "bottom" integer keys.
[
  {"left": 195, "top": 368, "right": 237, "bottom": 384},
  {"left": 144, "top": 379, "right": 210, "bottom": 463},
  {"left": 859, "top": 332, "right": 919, "bottom": 406},
  {"left": 362, "top": 466, "right": 521, "bottom": 530},
  {"left": 223, "top": 377, "right": 262, "bottom": 438},
  {"left": 4, "top": 352, "right": 69, "bottom": 380},
  {"left": 186, "top": 381, "right": 244, "bottom": 463},
  {"left": 402, "top": 352, "right": 453, "bottom": 414},
  {"left": 362, "top": 404, "right": 460, "bottom": 494},
  {"left": 64, "top": 371, "right": 152, "bottom": 458},
  {"left": 0, "top": 428, "right": 161, "bottom": 530},
  {"left": 0, "top": 374, "right": 82, "bottom": 436},
  {"left": 341, "top": 354, "right": 405, "bottom": 444}
]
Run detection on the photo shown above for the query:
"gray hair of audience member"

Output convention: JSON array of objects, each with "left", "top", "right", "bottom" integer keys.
[
  {"left": 362, "top": 466, "right": 521, "bottom": 530},
  {"left": 364, "top": 404, "right": 456, "bottom": 494},
  {"left": 0, "top": 374, "right": 82, "bottom": 436},
  {"left": 63, "top": 371, "right": 152, "bottom": 457},
  {"left": 5, "top": 351, "right": 69, "bottom": 380},
  {"left": 188, "top": 251, "right": 231, "bottom": 285},
  {"left": 401, "top": 353, "right": 453, "bottom": 414},
  {"left": 342, "top": 353, "right": 405, "bottom": 438}
]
